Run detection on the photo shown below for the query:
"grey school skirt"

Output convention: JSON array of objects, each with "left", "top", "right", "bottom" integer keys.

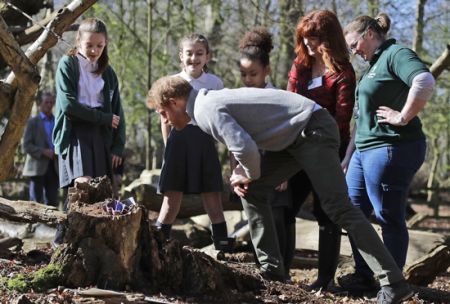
[
  {"left": 58, "top": 122, "right": 112, "bottom": 188},
  {"left": 159, "top": 124, "right": 223, "bottom": 194}
]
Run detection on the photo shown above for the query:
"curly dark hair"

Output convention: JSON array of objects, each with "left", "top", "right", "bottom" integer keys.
[{"left": 239, "top": 27, "right": 273, "bottom": 67}]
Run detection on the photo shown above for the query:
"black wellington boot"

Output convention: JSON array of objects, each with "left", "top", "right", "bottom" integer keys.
[
  {"left": 283, "top": 222, "right": 296, "bottom": 281},
  {"left": 308, "top": 224, "right": 341, "bottom": 290}
]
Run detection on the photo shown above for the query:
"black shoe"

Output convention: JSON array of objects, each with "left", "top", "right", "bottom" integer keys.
[
  {"left": 338, "top": 272, "right": 379, "bottom": 293},
  {"left": 260, "top": 270, "right": 286, "bottom": 283},
  {"left": 377, "top": 280, "right": 413, "bottom": 304},
  {"left": 213, "top": 237, "right": 235, "bottom": 253},
  {"left": 308, "top": 277, "right": 333, "bottom": 291}
]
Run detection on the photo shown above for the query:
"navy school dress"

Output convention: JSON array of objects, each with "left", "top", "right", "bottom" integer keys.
[{"left": 158, "top": 124, "right": 223, "bottom": 194}]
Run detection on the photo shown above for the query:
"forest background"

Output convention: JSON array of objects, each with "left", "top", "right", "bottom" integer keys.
[{"left": 0, "top": 0, "right": 448, "bottom": 208}]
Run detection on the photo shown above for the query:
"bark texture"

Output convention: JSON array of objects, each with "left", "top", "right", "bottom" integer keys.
[{"left": 51, "top": 177, "right": 263, "bottom": 295}]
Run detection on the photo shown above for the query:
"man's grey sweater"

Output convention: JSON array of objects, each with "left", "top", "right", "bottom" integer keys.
[{"left": 186, "top": 87, "right": 316, "bottom": 180}]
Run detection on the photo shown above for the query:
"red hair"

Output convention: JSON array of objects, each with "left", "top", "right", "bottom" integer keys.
[{"left": 294, "top": 10, "right": 349, "bottom": 73}]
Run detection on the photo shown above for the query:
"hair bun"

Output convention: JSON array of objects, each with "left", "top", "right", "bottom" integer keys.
[
  {"left": 239, "top": 26, "right": 273, "bottom": 54},
  {"left": 374, "top": 13, "right": 391, "bottom": 34}
]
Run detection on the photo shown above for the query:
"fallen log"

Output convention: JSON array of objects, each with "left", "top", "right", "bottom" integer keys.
[
  {"left": 123, "top": 170, "right": 243, "bottom": 218},
  {"left": 0, "top": 237, "right": 22, "bottom": 250},
  {"left": 0, "top": 237, "right": 22, "bottom": 258},
  {"left": 405, "top": 241, "right": 450, "bottom": 286},
  {"left": 0, "top": 197, "right": 65, "bottom": 227}
]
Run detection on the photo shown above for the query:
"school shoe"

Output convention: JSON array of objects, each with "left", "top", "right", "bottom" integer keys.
[
  {"left": 213, "top": 236, "right": 235, "bottom": 253},
  {"left": 260, "top": 269, "right": 286, "bottom": 283},
  {"left": 377, "top": 280, "right": 413, "bottom": 304},
  {"left": 338, "top": 272, "right": 379, "bottom": 293}
]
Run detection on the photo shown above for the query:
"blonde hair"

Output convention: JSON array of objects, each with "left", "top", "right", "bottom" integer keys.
[
  {"left": 344, "top": 13, "right": 391, "bottom": 40},
  {"left": 146, "top": 76, "right": 192, "bottom": 109}
]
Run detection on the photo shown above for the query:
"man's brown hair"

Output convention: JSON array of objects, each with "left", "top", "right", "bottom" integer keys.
[{"left": 146, "top": 76, "right": 193, "bottom": 109}]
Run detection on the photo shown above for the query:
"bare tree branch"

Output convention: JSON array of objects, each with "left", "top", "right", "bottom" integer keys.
[{"left": 430, "top": 44, "right": 450, "bottom": 79}]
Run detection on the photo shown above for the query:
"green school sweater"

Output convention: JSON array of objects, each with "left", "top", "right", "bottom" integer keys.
[{"left": 53, "top": 55, "right": 126, "bottom": 157}]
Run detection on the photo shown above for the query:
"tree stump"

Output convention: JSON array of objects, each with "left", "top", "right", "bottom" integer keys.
[{"left": 51, "top": 176, "right": 262, "bottom": 295}]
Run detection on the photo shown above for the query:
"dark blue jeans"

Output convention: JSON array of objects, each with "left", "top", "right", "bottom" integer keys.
[{"left": 346, "top": 139, "right": 426, "bottom": 276}]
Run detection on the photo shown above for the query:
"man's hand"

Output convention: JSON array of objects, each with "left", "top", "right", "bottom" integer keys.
[
  {"left": 111, "top": 154, "right": 123, "bottom": 168},
  {"left": 42, "top": 149, "right": 55, "bottom": 159},
  {"left": 275, "top": 181, "right": 288, "bottom": 191},
  {"left": 112, "top": 115, "right": 120, "bottom": 129},
  {"left": 230, "top": 165, "right": 251, "bottom": 197}
]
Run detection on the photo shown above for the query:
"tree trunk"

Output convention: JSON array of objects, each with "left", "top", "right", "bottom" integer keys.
[
  {"left": 146, "top": 0, "right": 153, "bottom": 170},
  {"left": 274, "top": 0, "right": 302, "bottom": 88},
  {"left": 412, "top": 0, "right": 427, "bottom": 55},
  {"left": 426, "top": 139, "right": 440, "bottom": 216},
  {"left": 51, "top": 176, "right": 265, "bottom": 295},
  {"left": 367, "top": 0, "right": 380, "bottom": 17}
]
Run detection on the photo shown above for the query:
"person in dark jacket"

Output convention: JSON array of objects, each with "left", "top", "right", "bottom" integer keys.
[{"left": 22, "top": 92, "right": 58, "bottom": 207}]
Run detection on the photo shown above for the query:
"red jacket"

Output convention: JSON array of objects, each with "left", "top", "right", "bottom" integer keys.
[{"left": 287, "top": 59, "right": 356, "bottom": 153}]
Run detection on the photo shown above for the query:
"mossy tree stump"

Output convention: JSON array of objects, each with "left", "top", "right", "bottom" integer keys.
[{"left": 51, "top": 176, "right": 262, "bottom": 294}]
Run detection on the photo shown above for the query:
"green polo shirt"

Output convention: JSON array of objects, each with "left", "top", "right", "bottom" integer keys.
[{"left": 355, "top": 39, "right": 429, "bottom": 151}]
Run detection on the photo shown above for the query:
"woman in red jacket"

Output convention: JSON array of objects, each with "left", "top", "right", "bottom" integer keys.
[{"left": 287, "top": 9, "right": 356, "bottom": 291}]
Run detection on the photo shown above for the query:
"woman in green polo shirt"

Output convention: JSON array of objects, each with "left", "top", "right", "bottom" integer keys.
[{"left": 340, "top": 13, "right": 435, "bottom": 299}]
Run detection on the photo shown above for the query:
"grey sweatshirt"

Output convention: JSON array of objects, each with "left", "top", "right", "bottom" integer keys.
[{"left": 186, "top": 87, "right": 316, "bottom": 180}]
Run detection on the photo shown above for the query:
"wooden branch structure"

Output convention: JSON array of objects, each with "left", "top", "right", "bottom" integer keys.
[
  {"left": 0, "top": 15, "right": 40, "bottom": 180},
  {"left": 430, "top": 44, "right": 450, "bottom": 79},
  {"left": 15, "top": 11, "right": 59, "bottom": 46},
  {"left": 0, "top": 0, "right": 98, "bottom": 181}
]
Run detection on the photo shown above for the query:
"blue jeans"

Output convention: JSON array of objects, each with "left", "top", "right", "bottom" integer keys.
[{"left": 346, "top": 139, "right": 426, "bottom": 277}]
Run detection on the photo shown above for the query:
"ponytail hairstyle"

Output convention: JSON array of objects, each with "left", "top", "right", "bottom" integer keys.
[
  {"left": 294, "top": 10, "right": 349, "bottom": 74},
  {"left": 68, "top": 18, "right": 109, "bottom": 75},
  {"left": 179, "top": 33, "right": 211, "bottom": 73},
  {"left": 344, "top": 13, "right": 391, "bottom": 40},
  {"left": 239, "top": 26, "right": 273, "bottom": 67}
]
